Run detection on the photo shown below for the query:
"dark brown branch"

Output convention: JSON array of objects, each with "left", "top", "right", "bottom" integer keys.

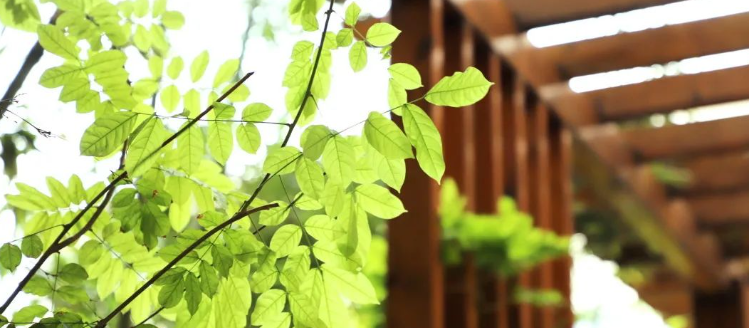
[
  {"left": 93, "top": 203, "right": 279, "bottom": 328},
  {"left": 0, "top": 11, "right": 61, "bottom": 122}
]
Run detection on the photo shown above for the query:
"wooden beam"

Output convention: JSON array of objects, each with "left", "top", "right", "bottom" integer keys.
[
  {"left": 387, "top": 0, "right": 444, "bottom": 327},
  {"left": 447, "top": 0, "right": 515, "bottom": 39},
  {"left": 496, "top": 12, "right": 749, "bottom": 85},
  {"left": 689, "top": 190, "right": 749, "bottom": 225},
  {"left": 621, "top": 116, "right": 749, "bottom": 161},
  {"left": 501, "top": 0, "right": 681, "bottom": 29},
  {"left": 543, "top": 65, "right": 749, "bottom": 125},
  {"left": 680, "top": 151, "right": 749, "bottom": 194}
]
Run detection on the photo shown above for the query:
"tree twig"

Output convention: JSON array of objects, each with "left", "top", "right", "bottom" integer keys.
[{"left": 93, "top": 203, "right": 279, "bottom": 328}]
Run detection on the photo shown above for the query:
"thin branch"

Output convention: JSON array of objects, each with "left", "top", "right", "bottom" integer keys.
[
  {"left": 132, "top": 112, "right": 291, "bottom": 126},
  {"left": 134, "top": 306, "right": 163, "bottom": 327},
  {"left": 93, "top": 203, "right": 279, "bottom": 328},
  {"left": 0, "top": 11, "right": 61, "bottom": 122}
]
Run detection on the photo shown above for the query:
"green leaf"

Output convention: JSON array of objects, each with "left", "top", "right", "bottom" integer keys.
[
  {"left": 279, "top": 247, "right": 310, "bottom": 292},
  {"left": 355, "top": 184, "right": 406, "bottom": 219},
  {"left": 336, "top": 28, "right": 353, "bottom": 47},
  {"left": 376, "top": 156, "right": 406, "bottom": 192},
  {"left": 320, "top": 182, "right": 347, "bottom": 218},
  {"left": 301, "top": 125, "right": 331, "bottom": 160},
  {"left": 251, "top": 289, "right": 286, "bottom": 326},
  {"left": 301, "top": 11, "right": 318, "bottom": 31},
  {"left": 0, "top": 243, "right": 22, "bottom": 271},
  {"left": 259, "top": 202, "right": 290, "bottom": 226},
  {"left": 183, "top": 88, "right": 201, "bottom": 115},
  {"left": 39, "top": 64, "right": 84, "bottom": 88},
  {"left": 212, "top": 103, "right": 235, "bottom": 120},
  {"left": 269, "top": 224, "right": 302, "bottom": 258},
  {"left": 214, "top": 265, "right": 252, "bottom": 328},
  {"left": 58, "top": 285, "right": 90, "bottom": 303},
  {"left": 158, "top": 277, "right": 185, "bottom": 308},
  {"left": 153, "top": 0, "right": 166, "bottom": 17},
  {"left": 389, "top": 63, "right": 422, "bottom": 90},
  {"left": 366, "top": 22, "right": 400, "bottom": 47},
  {"left": 283, "top": 60, "right": 310, "bottom": 88},
  {"left": 349, "top": 41, "right": 367, "bottom": 72},
  {"left": 364, "top": 111, "right": 413, "bottom": 159},
  {"left": 185, "top": 273, "right": 202, "bottom": 315},
  {"left": 263, "top": 147, "right": 301, "bottom": 175},
  {"left": 388, "top": 79, "right": 407, "bottom": 112},
  {"left": 212, "top": 244, "right": 234, "bottom": 277},
  {"left": 162, "top": 11, "right": 185, "bottom": 29},
  {"left": 167, "top": 56, "right": 184, "bottom": 80},
  {"left": 177, "top": 124, "right": 204, "bottom": 174},
  {"left": 12, "top": 304, "right": 47, "bottom": 323},
  {"left": 322, "top": 135, "right": 355, "bottom": 187},
  {"left": 160, "top": 84, "right": 180, "bottom": 113},
  {"left": 321, "top": 264, "right": 379, "bottom": 304},
  {"left": 236, "top": 123, "right": 261, "bottom": 154},
  {"left": 242, "top": 103, "right": 273, "bottom": 122},
  {"left": 20, "top": 235, "right": 43, "bottom": 258},
  {"left": 126, "top": 118, "right": 167, "bottom": 177},
  {"left": 304, "top": 215, "right": 344, "bottom": 241},
  {"left": 156, "top": 268, "right": 187, "bottom": 286},
  {"left": 0, "top": 0, "right": 40, "bottom": 32},
  {"left": 402, "top": 104, "right": 445, "bottom": 182},
  {"left": 37, "top": 24, "right": 79, "bottom": 60},
  {"left": 214, "top": 59, "right": 240, "bottom": 88},
  {"left": 149, "top": 55, "right": 163, "bottom": 79},
  {"left": 208, "top": 122, "right": 233, "bottom": 165},
  {"left": 59, "top": 263, "right": 88, "bottom": 284},
  {"left": 226, "top": 83, "right": 250, "bottom": 102},
  {"left": 80, "top": 111, "right": 136, "bottom": 156},
  {"left": 133, "top": 24, "right": 151, "bottom": 52},
  {"left": 190, "top": 50, "right": 210, "bottom": 82},
  {"left": 345, "top": 2, "right": 361, "bottom": 26},
  {"left": 291, "top": 40, "right": 314, "bottom": 61},
  {"left": 79, "top": 240, "right": 104, "bottom": 266},
  {"left": 425, "top": 67, "right": 493, "bottom": 107},
  {"left": 59, "top": 78, "right": 90, "bottom": 102},
  {"left": 251, "top": 249, "right": 278, "bottom": 293},
  {"left": 23, "top": 276, "right": 52, "bottom": 296},
  {"left": 199, "top": 261, "right": 219, "bottom": 297},
  {"left": 295, "top": 158, "right": 324, "bottom": 199}
]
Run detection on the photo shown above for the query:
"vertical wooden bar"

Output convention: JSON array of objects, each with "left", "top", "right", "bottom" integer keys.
[
  {"left": 694, "top": 283, "right": 746, "bottom": 328},
  {"left": 550, "top": 119, "right": 574, "bottom": 327},
  {"left": 528, "top": 103, "right": 554, "bottom": 328},
  {"left": 387, "top": 0, "right": 443, "bottom": 327},
  {"left": 443, "top": 8, "right": 479, "bottom": 328},
  {"left": 474, "top": 41, "right": 510, "bottom": 328}
]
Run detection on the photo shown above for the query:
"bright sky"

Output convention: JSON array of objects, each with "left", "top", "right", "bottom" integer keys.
[{"left": 0, "top": 0, "right": 725, "bottom": 326}]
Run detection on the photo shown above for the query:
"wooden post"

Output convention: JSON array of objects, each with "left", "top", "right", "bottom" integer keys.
[
  {"left": 387, "top": 0, "right": 444, "bottom": 327},
  {"left": 550, "top": 119, "right": 574, "bottom": 327}
]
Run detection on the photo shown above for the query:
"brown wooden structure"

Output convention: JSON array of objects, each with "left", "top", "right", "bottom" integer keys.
[{"left": 387, "top": 1, "right": 749, "bottom": 327}]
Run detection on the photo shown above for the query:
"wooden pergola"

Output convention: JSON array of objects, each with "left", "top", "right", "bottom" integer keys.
[{"left": 386, "top": 1, "right": 749, "bottom": 328}]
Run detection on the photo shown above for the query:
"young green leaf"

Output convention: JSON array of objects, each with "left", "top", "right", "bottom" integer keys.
[
  {"left": 345, "top": 2, "right": 361, "bottom": 26},
  {"left": 158, "top": 277, "right": 184, "bottom": 308},
  {"left": 12, "top": 304, "right": 47, "bottom": 323},
  {"left": 337, "top": 28, "right": 353, "bottom": 47},
  {"left": 236, "top": 123, "right": 261, "bottom": 154},
  {"left": 213, "top": 59, "right": 240, "bottom": 88},
  {"left": 199, "top": 261, "right": 219, "bottom": 297},
  {"left": 177, "top": 124, "right": 204, "bottom": 175},
  {"left": 376, "top": 156, "right": 406, "bottom": 192},
  {"left": 183, "top": 88, "right": 201, "bottom": 115},
  {"left": 305, "top": 215, "right": 344, "bottom": 241},
  {"left": 366, "top": 22, "right": 401, "bottom": 47},
  {"left": 322, "top": 135, "right": 356, "bottom": 187},
  {"left": 349, "top": 41, "right": 367, "bottom": 72},
  {"left": 291, "top": 40, "right": 314, "bottom": 61},
  {"left": 251, "top": 289, "right": 287, "bottom": 326},
  {"left": 295, "top": 158, "right": 324, "bottom": 199},
  {"left": 269, "top": 224, "right": 302, "bottom": 258},
  {"left": 162, "top": 11, "right": 185, "bottom": 29},
  {"left": 167, "top": 56, "right": 184, "bottom": 80},
  {"left": 355, "top": 184, "right": 406, "bottom": 219},
  {"left": 321, "top": 264, "right": 379, "bottom": 304},
  {"left": 212, "top": 244, "right": 235, "bottom": 278},
  {"left": 133, "top": 24, "right": 152, "bottom": 52},
  {"left": 39, "top": 64, "right": 85, "bottom": 88},
  {"left": 184, "top": 273, "right": 202, "bottom": 315},
  {"left": 388, "top": 63, "right": 422, "bottom": 90},
  {"left": 388, "top": 78, "right": 407, "bottom": 112},
  {"left": 190, "top": 50, "right": 210, "bottom": 82},
  {"left": 425, "top": 66, "right": 493, "bottom": 107},
  {"left": 80, "top": 111, "right": 136, "bottom": 156},
  {"left": 160, "top": 84, "right": 180, "bottom": 112},
  {"left": 214, "top": 265, "right": 252, "bottom": 328},
  {"left": 300, "top": 125, "right": 331, "bottom": 160},
  {"left": 242, "top": 103, "right": 273, "bottom": 122},
  {"left": 260, "top": 201, "right": 290, "bottom": 226},
  {"left": 364, "top": 111, "right": 413, "bottom": 159},
  {"left": 20, "top": 235, "right": 43, "bottom": 258},
  {"left": 125, "top": 118, "right": 167, "bottom": 177},
  {"left": 37, "top": 24, "right": 79, "bottom": 60},
  {"left": 149, "top": 55, "right": 163, "bottom": 79},
  {"left": 320, "top": 182, "right": 347, "bottom": 219},
  {"left": 402, "top": 104, "right": 445, "bottom": 182},
  {"left": 23, "top": 276, "right": 53, "bottom": 296},
  {"left": 263, "top": 147, "right": 301, "bottom": 175},
  {"left": 58, "top": 286, "right": 90, "bottom": 304},
  {"left": 59, "top": 263, "right": 89, "bottom": 284},
  {"left": 208, "top": 122, "right": 234, "bottom": 165},
  {"left": 0, "top": 243, "right": 22, "bottom": 271}
]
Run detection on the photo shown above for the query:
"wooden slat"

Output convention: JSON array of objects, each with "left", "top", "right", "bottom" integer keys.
[
  {"left": 621, "top": 116, "right": 749, "bottom": 161},
  {"left": 501, "top": 0, "right": 681, "bottom": 29},
  {"left": 680, "top": 151, "right": 749, "bottom": 194},
  {"left": 689, "top": 191, "right": 749, "bottom": 225},
  {"left": 387, "top": 0, "right": 444, "bottom": 327},
  {"left": 495, "top": 12, "right": 749, "bottom": 85},
  {"left": 544, "top": 65, "right": 749, "bottom": 125},
  {"left": 447, "top": 0, "right": 515, "bottom": 38}
]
